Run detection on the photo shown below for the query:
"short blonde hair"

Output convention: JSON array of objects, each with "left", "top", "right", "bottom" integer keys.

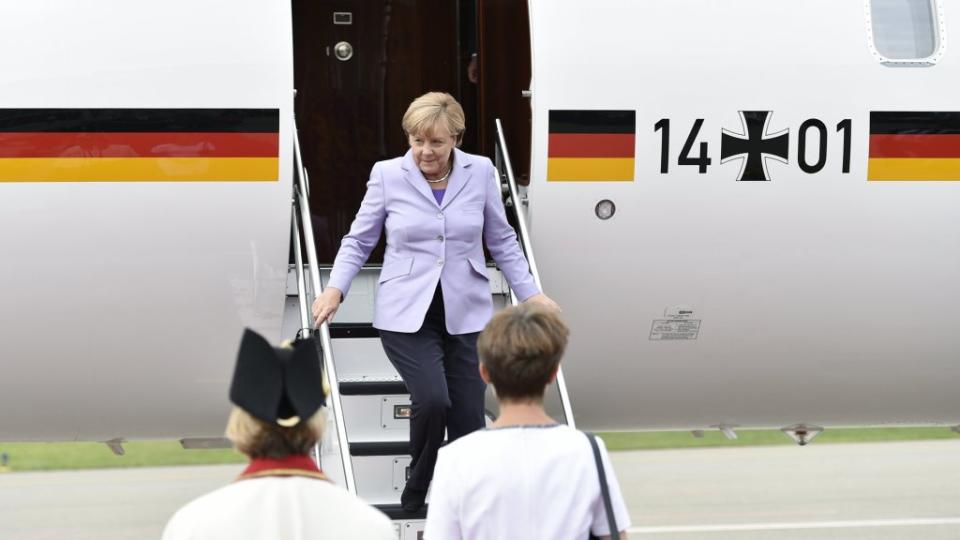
[
  {"left": 478, "top": 304, "right": 569, "bottom": 401},
  {"left": 226, "top": 406, "right": 326, "bottom": 459},
  {"left": 402, "top": 92, "right": 465, "bottom": 146}
]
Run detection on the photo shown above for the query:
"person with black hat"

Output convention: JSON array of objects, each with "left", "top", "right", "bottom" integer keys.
[{"left": 161, "top": 329, "right": 394, "bottom": 540}]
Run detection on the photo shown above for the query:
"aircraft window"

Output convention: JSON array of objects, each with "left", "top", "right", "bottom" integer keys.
[{"left": 868, "top": 0, "right": 942, "bottom": 62}]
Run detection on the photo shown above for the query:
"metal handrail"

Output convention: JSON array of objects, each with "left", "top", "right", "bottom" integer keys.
[
  {"left": 292, "top": 125, "right": 357, "bottom": 493},
  {"left": 494, "top": 118, "right": 576, "bottom": 429},
  {"left": 293, "top": 124, "right": 310, "bottom": 199},
  {"left": 292, "top": 204, "right": 327, "bottom": 473},
  {"left": 292, "top": 214, "right": 311, "bottom": 333}
]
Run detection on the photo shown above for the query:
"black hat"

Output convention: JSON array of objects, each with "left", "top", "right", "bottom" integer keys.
[{"left": 229, "top": 329, "right": 328, "bottom": 426}]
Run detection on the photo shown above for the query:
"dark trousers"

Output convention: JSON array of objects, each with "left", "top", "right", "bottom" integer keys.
[{"left": 379, "top": 285, "right": 486, "bottom": 491}]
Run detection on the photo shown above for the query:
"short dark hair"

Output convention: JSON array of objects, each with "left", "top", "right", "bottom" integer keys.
[{"left": 477, "top": 304, "right": 569, "bottom": 401}]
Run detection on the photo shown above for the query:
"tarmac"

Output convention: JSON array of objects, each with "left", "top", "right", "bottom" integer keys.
[{"left": 0, "top": 439, "right": 958, "bottom": 539}]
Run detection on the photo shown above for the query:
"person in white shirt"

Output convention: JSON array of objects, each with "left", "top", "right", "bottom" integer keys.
[
  {"left": 162, "top": 329, "right": 394, "bottom": 540},
  {"left": 425, "top": 305, "right": 631, "bottom": 539}
]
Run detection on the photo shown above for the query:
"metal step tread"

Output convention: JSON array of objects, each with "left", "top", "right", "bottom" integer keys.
[
  {"left": 329, "top": 323, "right": 378, "bottom": 339},
  {"left": 350, "top": 441, "right": 410, "bottom": 456},
  {"left": 340, "top": 379, "right": 408, "bottom": 395},
  {"left": 339, "top": 375, "right": 403, "bottom": 383},
  {"left": 375, "top": 503, "right": 428, "bottom": 521}
]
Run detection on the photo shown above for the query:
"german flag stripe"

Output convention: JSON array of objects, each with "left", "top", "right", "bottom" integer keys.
[
  {"left": 547, "top": 133, "right": 634, "bottom": 158},
  {"left": 0, "top": 157, "right": 279, "bottom": 182},
  {"left": 549, "top": 110, "right": 635, "bottom": 134},
  {"left": 0, "top": 109, "right": 279, "bottom": 133},
  {"left": 867, "top": 112, "right": 960, "bottom": 180},
  {"left": 868, "top": 158, "right": 960, "bottom": 181},
  {"left": 869, "top": 134, "right": 960, "bottom": 158},
  {"left": 0, "top": 109, "right": 279, "bottom": 182},
  {"left": 870, "top": 111, "right": 960, "bottom": 134},
  {"left": 0, "top": 132, "right": 279, "bottom": 158},
  {"left": 547, "top": 157, "right": 634, "bottom": 181}
]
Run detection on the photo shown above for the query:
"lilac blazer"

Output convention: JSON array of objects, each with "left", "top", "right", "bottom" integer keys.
[{"left": 327, "top": 148, "right": 539, "bottom": 334}]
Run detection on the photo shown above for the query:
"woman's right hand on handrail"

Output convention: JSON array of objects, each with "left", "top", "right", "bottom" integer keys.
[{"left": 312, "top": 287, "right": 343, "bottom": 327}]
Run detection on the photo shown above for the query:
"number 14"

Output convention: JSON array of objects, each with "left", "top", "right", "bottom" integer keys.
[{"left": 654, "top": 119, "right": 711, "bottom": 174}]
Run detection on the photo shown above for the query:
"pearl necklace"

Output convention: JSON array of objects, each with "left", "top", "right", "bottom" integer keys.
[{"left": 425, "top": 166, "right": 452, "bottom": 184}]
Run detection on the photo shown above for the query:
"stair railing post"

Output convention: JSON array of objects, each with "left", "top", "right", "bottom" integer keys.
[
  {"left": 293, "top": 123, "right": 358, "bottom": 493},
  {"left": 494, "top": 118, "right": 577, "bottom": 429}
]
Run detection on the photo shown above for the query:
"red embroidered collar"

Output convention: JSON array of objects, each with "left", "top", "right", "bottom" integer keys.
[{"left": 237, "top": 454, "right": 328, "bottom": 482}]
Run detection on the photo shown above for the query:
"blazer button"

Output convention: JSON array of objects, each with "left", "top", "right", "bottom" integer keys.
[
  {"left": 436, "top": 235, "right": 444, "bottom": 241},
  {"left": 437, "top": 212, "right": 444, "bottom": 219},
  {"left": 437, "top": 259, "right": 444, "bottom": 266}
]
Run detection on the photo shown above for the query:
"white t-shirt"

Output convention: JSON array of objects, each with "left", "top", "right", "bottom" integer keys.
[
  {"left": 162, "top": 476, "right": 395, "bottom": 540},
  {"left": 424, "top": 424, "right": 631, "bottom": 540}
]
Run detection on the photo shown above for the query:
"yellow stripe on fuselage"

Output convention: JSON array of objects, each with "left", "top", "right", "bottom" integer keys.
[
  {"left": 0, "top": 157, "right": 279, "bottom": 182},
  {"left": 868, "top": 158, "right": 960, "bottom": 181},
  {"left": 547, "top": 157, "right": 634, "bottom": 181}
]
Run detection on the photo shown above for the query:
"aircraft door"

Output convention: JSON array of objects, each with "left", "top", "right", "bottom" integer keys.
[
  {"left": 476, "top": 0, "right": 533, "bottom": 185},
  {"left": 293, "top": 0, "right": 461, "bottom": 263}
]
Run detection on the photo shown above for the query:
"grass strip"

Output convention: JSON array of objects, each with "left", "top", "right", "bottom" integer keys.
[
  {"left": 597, "top": 427, "right": 958, "bottom": 451},
  {"left": 0, "top": 428, "right": 955, "bottom": 472},
  {"left": 0, "top": 441, "right": 244, "bottom": 472}
]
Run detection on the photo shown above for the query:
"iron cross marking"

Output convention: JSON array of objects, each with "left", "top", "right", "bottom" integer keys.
[{"left": 720, "top": 111, "right": 789, "bottom": 181}]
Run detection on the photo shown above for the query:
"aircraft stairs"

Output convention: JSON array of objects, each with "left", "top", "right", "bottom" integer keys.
[{"left": 287, "top": 119, "right": 575, "bottom": 536}]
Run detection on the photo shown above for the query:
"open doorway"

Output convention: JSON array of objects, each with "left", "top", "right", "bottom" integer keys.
[{"left": 293, "top": 0, "right": 530, "bottom": 263}]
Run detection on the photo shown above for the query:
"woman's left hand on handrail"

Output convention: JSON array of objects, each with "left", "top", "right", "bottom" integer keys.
[{"left": 312, "top": 287, "right": 343, "bottom": 327}]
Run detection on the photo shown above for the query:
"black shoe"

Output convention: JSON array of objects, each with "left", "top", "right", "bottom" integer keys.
[{"left": 400, "top": 485, "right": 427, "bottom": 513}]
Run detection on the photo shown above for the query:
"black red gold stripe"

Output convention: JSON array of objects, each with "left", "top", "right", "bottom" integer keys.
[
  {"left": 548, "top": 110, "right": 636, "bottom": 134},
  {"left": 547, "top": 133, "right": 635, "bottom": 158},
  {"left": 0, "top": 108, "right": 279, "bottom": 182},
  {"left": 0, "top": 133, "right": 279, "bottom": 158},
  {"left": 0, "top": 109, "right": 278, "bottom": 133},
  {"left": 868, "top": 111, "right": 960, "bottom": 181},
  {"left": 869, "top": 134, "right": 960, "bottom": 158},
  {"left": 0, "top": 158, "right": 278, "bottom": 182},
  {"left": 547, "top": 110, "right": 635, "bottom": 181},
  {"left": 869, "top": 111, "right": 960, "bottom": 135}
]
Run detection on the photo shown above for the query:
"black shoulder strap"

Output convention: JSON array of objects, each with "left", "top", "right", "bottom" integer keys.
[{"left": 584, "top": 431, "right": 620, "bottom": 540}]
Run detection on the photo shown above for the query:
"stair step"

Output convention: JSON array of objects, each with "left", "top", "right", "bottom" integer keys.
[
  {"left": 353, "top": 453, "right": 413, "bottom": 504},
  {"left": 330, "top": 338, "right": 397, "bottom": 381},
  {"left": 350, "top": 441, "right": 410, "bottom": 457},
  {"left": 340, "top": 380, "right": 408, "bottom": 395},
  {"left": 341, "top": 392, "right": 410, "bottom": 441},
  {"left": 329, "top": 323, "right": 379, "bottom": 339},
  {"left": 375, "top": 503, "right": 428, "bottom": 521}
]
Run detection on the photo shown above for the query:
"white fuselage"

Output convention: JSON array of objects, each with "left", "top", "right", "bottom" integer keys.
[
  {"left": 0, "top": 0, "right": 957, "bottom": 441},
  {"left": 528, "top": 0, "right": 960, "bottom": 430},
  {"left": 0, "top": 0, "right": 293, "bottom": 440}
]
